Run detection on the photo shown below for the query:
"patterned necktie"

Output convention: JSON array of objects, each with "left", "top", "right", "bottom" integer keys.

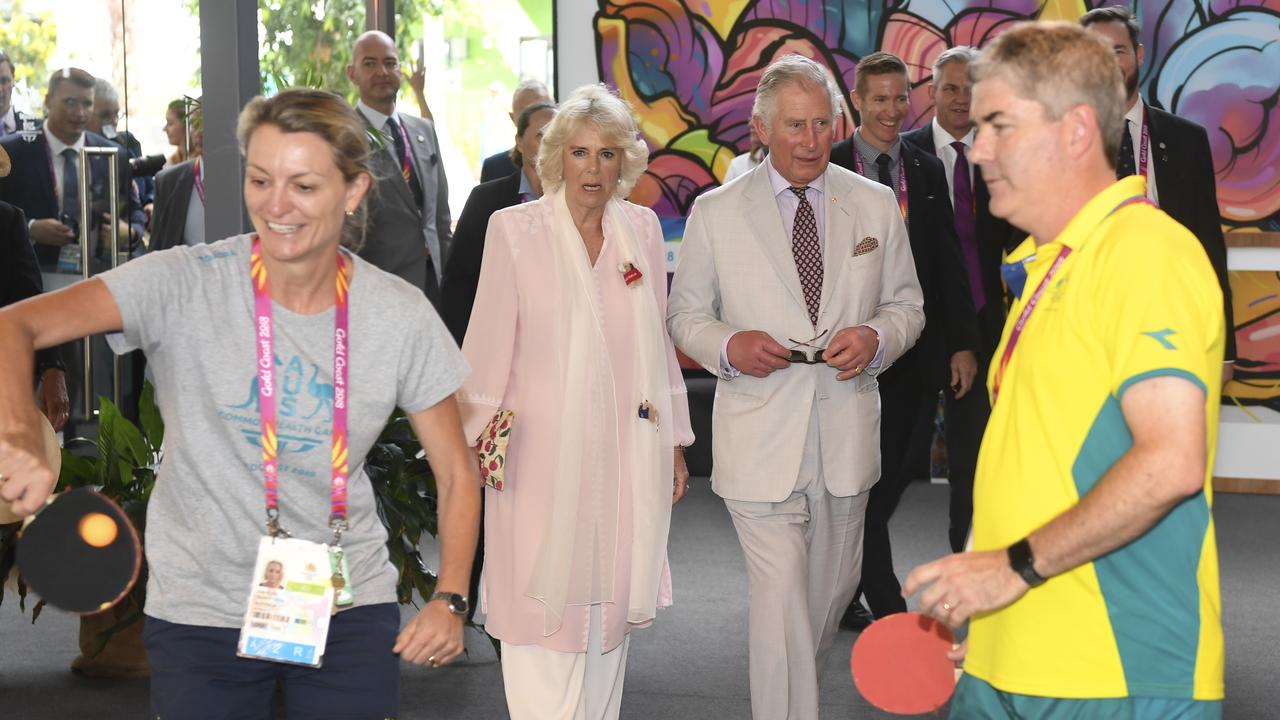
[
  {"left": 384, "top": 117, "right": 423, "bottom": 205},
  {"left": 875, "top": 153, "right": 893, "bottom": 192},
  {"left": 951, "top": 142, "right": 985, "bottom": 312},
  {"left": 789, "top": 186, "right": 822, "bottom": 326},
  {"left": 1116, "top": 120, "right": 1137, "bottom": 179},
  {"left": 62, "top": 148, "right": 81, "bottom": 226}
]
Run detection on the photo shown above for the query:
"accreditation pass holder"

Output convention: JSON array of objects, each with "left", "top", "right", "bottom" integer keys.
[{"left": 237, "top": 237, "right": 354, "bottom": 668}]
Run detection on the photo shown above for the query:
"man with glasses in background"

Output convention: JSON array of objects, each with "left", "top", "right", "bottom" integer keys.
[{"left": 668, "top": 54, "right": 923, "bottom": 719}]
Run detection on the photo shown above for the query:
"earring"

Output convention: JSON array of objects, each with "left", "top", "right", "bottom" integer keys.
[{"left": 344, "top": 209, "right": 355, "bottom": 217}]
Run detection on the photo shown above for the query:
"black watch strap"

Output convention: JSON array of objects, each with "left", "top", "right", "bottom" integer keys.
[{"left": 1007, "top": 538, "right": 1047, "bottom": 588}]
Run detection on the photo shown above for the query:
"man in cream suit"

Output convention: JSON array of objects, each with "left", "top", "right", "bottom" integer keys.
[{"left": 668, "top": 55, "right": 924, "bottom": 718}]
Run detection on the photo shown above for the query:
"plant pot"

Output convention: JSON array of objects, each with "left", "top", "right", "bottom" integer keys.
[{"left": 70, "top": 598, "right": 149, "bottom": 678}]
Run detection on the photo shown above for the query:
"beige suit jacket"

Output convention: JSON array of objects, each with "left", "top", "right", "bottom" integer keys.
[{"left": 667, "top": 161, "right": 924, "bottom": 502}]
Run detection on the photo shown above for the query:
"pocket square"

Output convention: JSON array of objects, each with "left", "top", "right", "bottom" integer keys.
[{"left": 853, "top": 237, "right": 880, "bottom": 256}]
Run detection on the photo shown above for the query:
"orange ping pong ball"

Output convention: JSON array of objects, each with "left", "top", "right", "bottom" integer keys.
[{"left": 79, "top": 512, "right": 119, "bottom": 548}]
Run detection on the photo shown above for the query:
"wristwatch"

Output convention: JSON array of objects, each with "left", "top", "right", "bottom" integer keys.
[
  {"left": 1007, "top": 538, "right": 1047, "bottom": 588},
  {"left": 429, "top": 591, "right": 470, "bottom": 616}
]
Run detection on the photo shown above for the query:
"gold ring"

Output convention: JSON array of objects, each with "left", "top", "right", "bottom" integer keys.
[{"left": 853, "top": 365, "right": 863, "bottom": 375}]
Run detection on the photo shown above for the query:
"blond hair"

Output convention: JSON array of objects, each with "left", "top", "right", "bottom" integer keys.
[{"left": 536, "top": 84, "right": 648, "bottom": 198}]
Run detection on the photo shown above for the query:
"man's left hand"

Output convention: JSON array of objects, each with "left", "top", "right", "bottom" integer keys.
[
  {"left": 825, "top": 326, "right": 879, "bottom": 381},
  {"left": 949, "top": 350, "right": 978, "bottom": 399},
  {"left": 393, "top": 599, "right": 465, "bottom": 667},
  {"left": 902, "top": 549, "right": 1029, "bottom": 629},
  {"left": 38, "top": 369, "right": 69, "bottom": 432}
]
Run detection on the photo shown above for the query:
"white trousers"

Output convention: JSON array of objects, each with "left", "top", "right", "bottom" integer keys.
[
  {"left": 500, "top": 605, "right": 631, "bottom": 720},
  {"left": 724, "top": 406, "right": 870, "bottom": 720}
]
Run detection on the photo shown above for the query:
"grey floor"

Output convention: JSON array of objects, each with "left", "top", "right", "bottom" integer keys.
[{"left": 1, "top": 481, "right": 1276, "bottom": 718}]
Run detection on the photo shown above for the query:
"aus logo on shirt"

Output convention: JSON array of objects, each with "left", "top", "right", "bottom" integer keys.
[
  {"left": 221, "top": 354, "right": 334, "bottom": 456},
  {"left": 1142, "top": 328, "right": 1179, "bottom": 350}
]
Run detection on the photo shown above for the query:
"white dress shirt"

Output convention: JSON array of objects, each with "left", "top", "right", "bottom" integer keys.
[
  {"left": 44, "top": 124, "right": 86, "bottom": 214},
  {"left": 1124, "top": 100, "right": 1159, "bottom": 205},
  {"left": 931, "top": 117, "right": 974, "bottom": 209},
  {"left": 0, "top": 106, "right": 17, "bottom": 136}
]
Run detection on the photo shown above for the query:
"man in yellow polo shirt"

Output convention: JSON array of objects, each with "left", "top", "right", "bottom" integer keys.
[{"left": 903, "top": 21, "right": 1225, "bottom": 719}]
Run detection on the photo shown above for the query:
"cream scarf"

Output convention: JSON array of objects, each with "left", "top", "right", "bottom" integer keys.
[{"left": 525, "top": 187, "right": 674, "bottom": 636}]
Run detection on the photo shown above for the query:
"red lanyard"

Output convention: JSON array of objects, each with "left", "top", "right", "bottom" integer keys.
[
  {"left": 193, "top": 157, "right": 205, "bottom": 205},
  {"left": 853, "top": 150, "right": 909, "bottom": 224},
  {"left": 250, "top": 237, "right": 352, "bottom": 539},
  {"left": 991, "top": 194, "right": 1151, "bottom": 404}
]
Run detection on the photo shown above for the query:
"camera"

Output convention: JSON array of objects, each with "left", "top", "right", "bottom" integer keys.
[{"left": 129, "top": 154, "right": 167, "bottom": 178}]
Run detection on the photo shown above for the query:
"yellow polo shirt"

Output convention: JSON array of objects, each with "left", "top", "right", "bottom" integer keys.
[{"left": 965, "top": 177, "right": 1225, "bottom": 700}]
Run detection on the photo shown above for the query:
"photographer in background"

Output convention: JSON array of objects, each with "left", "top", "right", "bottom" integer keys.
[{"left": 88, "top": 77, "right": 155, "bottom": 221}]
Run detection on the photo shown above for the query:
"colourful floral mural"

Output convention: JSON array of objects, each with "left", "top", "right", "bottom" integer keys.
[{"left": 594, "top": 0, "right": 1280, "bottom": 233}]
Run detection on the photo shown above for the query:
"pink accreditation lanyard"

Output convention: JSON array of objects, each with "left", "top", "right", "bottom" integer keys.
[
  {"left": 1137, "top": 110, "right": 1150, "bottom": 180},
  {"left": 194, "top": 157, "right": 205, "bottom": 205},
  {"left": 853, "top": 151, "right": 909, "bottom": 225},
  {"left": 991, "top": 194, "right": 1151, "bottom": 404},
  {"left": 250, "top": 237, "right": 352, "bottom": 542}
]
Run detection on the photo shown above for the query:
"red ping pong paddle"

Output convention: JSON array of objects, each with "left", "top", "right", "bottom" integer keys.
[
  {"left": 851, "top": 611, "right": 957, "bottom": 714},
  {"left": 15, "top": 487, "right": 142, "bottom": 615}
]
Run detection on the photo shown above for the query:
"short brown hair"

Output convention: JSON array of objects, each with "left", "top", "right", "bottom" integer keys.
[
  {"left": 0, "top": 50, "right": 15, "bottom": 77},
  {"left": 47, "top": 67, "right": 95, "bottom": 96},
  {"left": 1079, "top": 6, "right": 1141, "bottom": 50},
  {"left": 855, "top": 52, "right": 909, "bottom": 97},
  {"left": 971, "top": 21, "right": 1126, "bottom": 168},
  {"left": 237, "top": 88, "right": 375, "bottom": 249}
]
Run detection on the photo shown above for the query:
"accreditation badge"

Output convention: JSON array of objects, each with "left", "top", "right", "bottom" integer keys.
[{"left": 236, "top": 536, "right": 336, "bottom": 668}]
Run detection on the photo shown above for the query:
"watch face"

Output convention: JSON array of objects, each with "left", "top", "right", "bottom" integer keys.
[{"left": 447, "top": 593, "right": 469, "bottom": 615}]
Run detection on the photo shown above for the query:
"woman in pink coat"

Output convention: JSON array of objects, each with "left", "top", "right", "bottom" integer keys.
[{"left": 457, "top": 84, "right": 694, "bottom": 720}]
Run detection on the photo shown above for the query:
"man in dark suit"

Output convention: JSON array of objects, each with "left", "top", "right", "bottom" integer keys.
[
  {"left": 347, "top": 31, "right": 453, "bottom": 308},
  {"left": 0, "top": 147, "right": 68, "bottom": 430},
  {"left": 0, "top": 50, "right": 29, "bottom": 137},
  {"left": 478, "top": 79, "right": 552, "bottom": 182},
  {"left": 831, "top": 52, "right": 981, "bottom": 626},
  {"left": 0, "top": 68, "right": 145, "bottom": 273},
  {"left": 1082, "top": 6, "right": 1235, "bottom": 381},
  {"left": 88, "top": 77, "right": 155, "bottom": 211},
  {"left": 903, "top": 46, "right": 1019, "bottom": 554},
  {"left": 443, "top": 101, "right": 555, "bottom": 344}
]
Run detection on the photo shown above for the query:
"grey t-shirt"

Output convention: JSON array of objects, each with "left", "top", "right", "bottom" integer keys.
[{"left": 102, "top": 234, "right": 468, "bottom": 628}]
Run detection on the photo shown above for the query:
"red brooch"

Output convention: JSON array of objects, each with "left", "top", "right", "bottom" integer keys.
[{"left": 619, "top": 261, "right": 643, "bottom": 286}]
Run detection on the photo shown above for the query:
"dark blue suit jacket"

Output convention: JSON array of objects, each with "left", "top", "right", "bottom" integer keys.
[
  {"left": 0, "top": 125, "right": 145, "bottom": 269},
  {"left": 831, "top": 137, "right": 981, "bottom": 391}
]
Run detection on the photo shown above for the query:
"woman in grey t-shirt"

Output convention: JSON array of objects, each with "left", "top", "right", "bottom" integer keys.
[{"left": 0, "top": 88, "right": 480, "bottom": 718}]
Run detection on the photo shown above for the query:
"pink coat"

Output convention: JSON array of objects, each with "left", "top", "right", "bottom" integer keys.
[{"left": 458, "top": 196, "right": 694, "bottom": 653}]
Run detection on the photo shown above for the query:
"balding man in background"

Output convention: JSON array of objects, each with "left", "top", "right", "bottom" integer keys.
[
  {"left": 479, "top": 79, "right": 552, "bottom": 182},
  {"left": 347, "top": 31, "right": 453, "bottom": 308}
]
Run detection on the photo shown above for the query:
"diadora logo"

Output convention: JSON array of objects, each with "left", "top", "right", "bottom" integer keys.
[
  {"left": 1142, "top": 328, "right": 1178, "bottom": 350},
  {"left": 221, "top": 354, "right": 333, "bottom": 456}
]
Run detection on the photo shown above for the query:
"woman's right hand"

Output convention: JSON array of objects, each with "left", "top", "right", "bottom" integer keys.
[{"left": 0, "top": 433, "right": 57, "bottom": 518}]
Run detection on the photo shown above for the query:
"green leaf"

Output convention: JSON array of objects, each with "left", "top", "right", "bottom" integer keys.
[
  {"left": 138, "top": 382, "right": 165, "bottom": 451},
  {"left": 102, "top": 397, "right": 148, "bottom": 468}
]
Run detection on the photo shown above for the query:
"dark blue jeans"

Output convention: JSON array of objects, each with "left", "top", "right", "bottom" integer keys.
[{"left": 145, "top": 603, "right": 400, "bottom": 720}]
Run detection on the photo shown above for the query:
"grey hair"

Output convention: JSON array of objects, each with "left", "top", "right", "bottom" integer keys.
[
  {"left": 752, "top": 54, "right": 841, "bottom": 127},
  {"left": 536, "top": 83, "right": 648, "bottom": 199},
  {"left": 92, "top": 77, "right": 118, "bottom": 104},
  {"left": 932, "top": 46, "right": 980, "bottom": 79}
]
